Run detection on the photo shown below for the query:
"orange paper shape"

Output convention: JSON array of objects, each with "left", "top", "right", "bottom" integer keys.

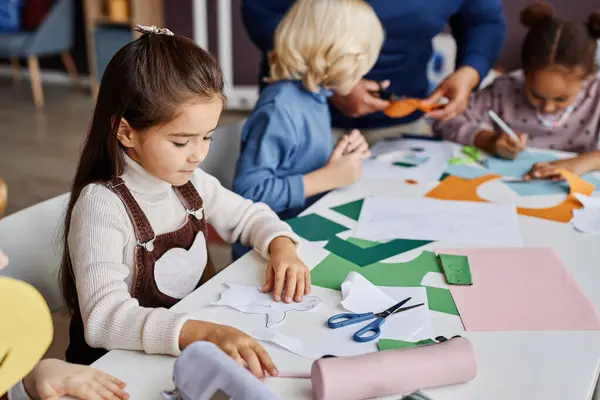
[
  {"left": 426, "top": 169, "right": 594, "bottom": 223},
  {"left": 384, "top": 99, "right": 443, "bottom": 118}
]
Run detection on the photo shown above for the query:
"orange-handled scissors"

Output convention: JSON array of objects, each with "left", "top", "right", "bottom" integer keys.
[{"left": 378, "top": 86, "right": 444, "bottom": 118}]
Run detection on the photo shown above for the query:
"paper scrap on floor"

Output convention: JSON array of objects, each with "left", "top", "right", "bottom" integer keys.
[
  {"left": 253, "top": 272, "right": 432, "bottom": 359},
  {"left": 437, "top": 248, "right": 600, "bottom": 331},
  {"left": 211, "top": 282, "right": 322, "bottom": 328},
  {"left": 354, "top": 197, "right": 523, "bottom": 246},
  {"left": 571, "top": 193, "right": 600, "bottom": 234}
]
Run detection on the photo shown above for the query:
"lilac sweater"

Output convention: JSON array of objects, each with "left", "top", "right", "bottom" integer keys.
[{"left": 434, "top": 70, "right": 600, "bottom": 153}]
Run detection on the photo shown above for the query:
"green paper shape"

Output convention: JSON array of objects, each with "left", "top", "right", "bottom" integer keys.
[
  {"left": 392, "top": 161, "right": 417, "bottom": 168},
  {"left": 426, "top": 286, "right": 459, "bottom": 315},
  {"left": 310, "top": 248, "right": 459, "bottom": 315},
  {"left": 330, "top": 199, "right": 364, "bottom": 221},
  {"left": 378, "top": 338, "right": 436, "bottom": 351},
  {"left": 437, "top": 254, "right": 473, "bottom": 285},
  {"left": 463, "top": 146, "right": 482, "bottom": 160},
  {"left": 449, "top": 157, "right": 472, "bottom": 165},
  {"left": 439, "top": 172, "right": 451, "bottom": 181},
  {"left": 286, "top": 213, "right": 349, "bottom": 242},
  {"left": 325, "top": 236, "right": 431, "bottom": 267}
]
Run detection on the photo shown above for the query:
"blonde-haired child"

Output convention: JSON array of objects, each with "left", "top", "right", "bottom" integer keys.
[
  {"left": 266, "top": 0, "right": 384, "bottom": 94},
  {"left": 232, "top": 0, "right": 384, "bottom": 257}
]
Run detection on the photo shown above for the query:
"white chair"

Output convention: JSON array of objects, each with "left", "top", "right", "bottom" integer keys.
[
  {"left": 0, "top": 193, "right": 69, "bottom": 311},
  {"left": 200, "top": 120, "right": 245, "bottom": 190},
  {"left": 0, "top": 193, "right": 70, "bottom": 359}
]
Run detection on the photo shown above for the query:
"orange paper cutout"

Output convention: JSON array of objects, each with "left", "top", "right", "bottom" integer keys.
[
  {"left": 384, "top": 99, "right": 444, "bottom": 118},
  {"left": 425, "top": 169, "right": 594, "bottom": 223},
  {"left": 426, "top": 174, "right": 501, "bottom": 202},
  {"left": 405, "top": 179, "right": 418, "bottom": 185}
]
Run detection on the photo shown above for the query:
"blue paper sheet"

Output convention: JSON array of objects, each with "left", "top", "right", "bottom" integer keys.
[
  {"left": 405, "top": 153, "right": 430, "bottom": 165},
  {"left": 445, "top": 152, "right": 600, "bottom": 196},
  {"left": 485, "top": 152, "right": 557, "bottom": 178},
  {"left": 445, "top": 164, "right": 489, "bottom": 179},
  {"left": 505, "top": 174, "right": 600, "bottom": 196}
]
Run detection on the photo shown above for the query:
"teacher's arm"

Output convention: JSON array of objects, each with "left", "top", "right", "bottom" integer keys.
[
  {"left": 425, "top": 0, "right": 506, "bottom": 121},
  {"left": 450, "top": 0, "right": 506, "bottom": 83}
]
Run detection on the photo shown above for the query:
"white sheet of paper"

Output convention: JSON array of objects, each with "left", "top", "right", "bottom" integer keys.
[
  {"left": 211, "top": 283, "right": 322, "bottom": 327},
  {"left": 572, "top": 194, "right": 600, "bottom": 234},
  {"left": 362, "top": 159, "right": 407, "bottom": 181},
  {"left": 340, "top": 271, "right": 397, "bottom": 313},
  {"left": 364, "top": 139, "right": 454, "bottom": 183},
  {"left": 253, "top": 273, "right": 432, "bottom": 360},
  {"left": 355, "top": 197, "right": 523, "bottom": 246},
  {"left": 573, "top": 193, "right": 600, "bottom": 208},
  {"left": 370, "top": 138, "right": 455, "bottom": 159}
]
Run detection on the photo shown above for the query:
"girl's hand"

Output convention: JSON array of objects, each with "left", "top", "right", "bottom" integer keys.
[
  {"left": 23, "top": 359, "right": 129, "bottom": 400},
  {"left": 525, "top": 156, "right": 596, "bottom": 180},
  {"left": 493, "top": 132, "right": 528, "bottom": 160},
  {"left": 202, "top": 323, "right": 278, "bottom": 380},
  {"left": 263, "top": 237, "right": 311, "bottom": 303}
]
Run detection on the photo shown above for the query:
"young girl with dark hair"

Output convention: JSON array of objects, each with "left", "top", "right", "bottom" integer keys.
[
  {"left": 435, "top": 4, "right": 600, "bottom": 179},
  {"left": 59, "top": 25, "right": 309, "bottom": 378}
]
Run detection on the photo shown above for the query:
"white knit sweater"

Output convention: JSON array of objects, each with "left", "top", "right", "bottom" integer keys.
[{"left": 67, "top": 154, "right": 298, "bottom": 356}]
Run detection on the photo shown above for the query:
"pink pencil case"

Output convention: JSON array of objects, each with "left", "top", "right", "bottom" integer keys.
[{"left": 311, "top": 337, "right": 477, "bottom": 400}]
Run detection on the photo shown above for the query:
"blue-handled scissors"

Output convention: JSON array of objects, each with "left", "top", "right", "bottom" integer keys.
[{"left": 327, "top": 297, "right": 425, "bottom": 343}]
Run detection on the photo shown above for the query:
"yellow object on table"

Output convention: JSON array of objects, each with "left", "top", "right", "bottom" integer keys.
[{"left": 0, "top": 277, "right": 53, "bottom": 396}]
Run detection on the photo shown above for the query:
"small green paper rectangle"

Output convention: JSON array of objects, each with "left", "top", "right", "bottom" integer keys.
[
  {"left": 377, "top": 338, "right": 436, "bottom": 351},
  {"left": 437, "top": 254, "right": 473, "bottom": 285}
]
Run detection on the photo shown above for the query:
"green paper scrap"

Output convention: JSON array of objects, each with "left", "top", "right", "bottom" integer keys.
[
  {"left": 437, "top": 254, "right": 473, "bottom": 285},
  {"left": 310, "top": 247, "right": 459, "bottom": 316},
  {"left": 463, "top": 145, "right": 482, "bottom": 160},
  {"left": 377, "top": 338, "right": 437, "bottom": 351},
  {"left": 325, "top": 236, "right": 431, "bottom": 267},
  {"left": 340, "top": 237, "right": 377, "bottom": 249},
  {"left": 330, "top": 199, "right": 364, "bottom": 221},
  {"left": 449, "top": 157, "right": 473, "bottom": 165},
  {"left": 392, "top": 161, "right": 417, "bottom": 168},
  {"left": 285, "top": 213, "right": 349, "bottom": 242},
  {"left": 439, "top": 172, "right": 451, "bottom": 181},
  {"left": 426, "top": 286, "right": 459, "bottom": 315}
]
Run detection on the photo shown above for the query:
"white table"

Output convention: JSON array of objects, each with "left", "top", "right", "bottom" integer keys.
[{"left": 92, "top": 152, "right": 600, "bottom": 400}]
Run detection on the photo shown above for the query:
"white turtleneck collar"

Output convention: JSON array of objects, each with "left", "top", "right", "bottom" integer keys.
[{"left": 120, "top": 152, "right": 172, "bottom": 195}]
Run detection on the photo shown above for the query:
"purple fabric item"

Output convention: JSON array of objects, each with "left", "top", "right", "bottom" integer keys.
[
  {"left": 171, "top": 342, "right": 279, "bottom": 400},
  {"left": 434, "top": 70, "right": 600, "bottom": 153}
]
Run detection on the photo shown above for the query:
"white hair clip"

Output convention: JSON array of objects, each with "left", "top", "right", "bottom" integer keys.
[{"left": 134, "top": 24, "right": 174, "bottom": 36}]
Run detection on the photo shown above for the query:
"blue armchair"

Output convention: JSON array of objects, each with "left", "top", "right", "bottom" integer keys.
[{"left": 0, "top": 0, "right": 77, "bottom": 110}]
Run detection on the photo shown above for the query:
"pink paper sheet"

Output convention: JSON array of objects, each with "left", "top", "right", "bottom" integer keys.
[{"left": 437, "top": 248, "right": 600, "bottom": 331}]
